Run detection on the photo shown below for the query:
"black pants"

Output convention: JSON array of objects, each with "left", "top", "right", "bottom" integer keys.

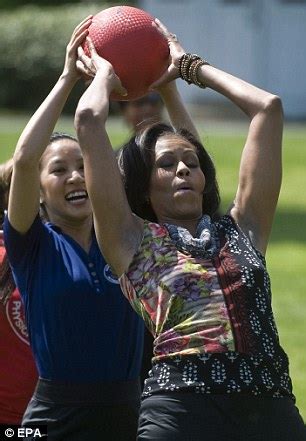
[
  {"left": 137, "top": 392, "right": 306, "bottom": 441},
  {"left": 22, "top": 378, "right": 141, "bottom": 441},
  {"left": 140, "top": 328, "right": 154, "bottom": 389}
]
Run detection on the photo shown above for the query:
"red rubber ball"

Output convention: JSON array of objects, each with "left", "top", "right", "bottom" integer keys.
[{"left": 84, "top": 6, "right": 169, "bottom": 101}]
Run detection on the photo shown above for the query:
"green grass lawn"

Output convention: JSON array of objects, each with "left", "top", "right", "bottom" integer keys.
[{"left": 1, "top": 112, "right": 305, "bottom": 420}]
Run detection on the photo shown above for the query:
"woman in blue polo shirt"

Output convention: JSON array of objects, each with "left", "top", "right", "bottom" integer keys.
[{"left": 3, "top": 17, "right": 144, "bottom": 440}]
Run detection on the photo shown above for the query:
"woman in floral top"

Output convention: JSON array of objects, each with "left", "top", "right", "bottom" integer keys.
[{"left": 75, "top": 19, "right": 306, "bottom": 441}]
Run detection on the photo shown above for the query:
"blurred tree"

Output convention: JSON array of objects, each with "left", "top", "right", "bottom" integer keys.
[
  {"left": 0, "top": 0, "right": 80, "bottom": 8},
  {"left": 0, "top": 0, "right": 136, "bottom": 9}
]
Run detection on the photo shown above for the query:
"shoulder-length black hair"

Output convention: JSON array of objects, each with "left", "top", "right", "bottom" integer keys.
[
  {"left": 118, "top": 122, "right": 220, "bottom": 222},
  {"left": 0, "top": 158, "right": 13, "bottom": 226}
]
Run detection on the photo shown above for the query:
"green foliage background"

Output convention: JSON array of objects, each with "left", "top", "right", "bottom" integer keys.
[
  {"left": 0, "top": 0, "right": 129, "bottom": 9},
  {"left": 0, "top": 0, "right": 84, "bottom": 8},
  {"left": 0, "top": 3, "right": 135, "bottom": 111}
]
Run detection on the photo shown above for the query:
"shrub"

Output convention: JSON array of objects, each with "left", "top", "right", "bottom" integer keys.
[
  {"left": 0, "top": 3, "right": 110, "bottom": 112},
  {"left": 0, "top": 0, "right": 85, "bottom": 8}
]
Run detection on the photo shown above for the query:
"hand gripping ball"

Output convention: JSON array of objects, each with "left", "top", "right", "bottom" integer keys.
[{"left": 84, "top": 6, "right": 169, "bottom": 101}]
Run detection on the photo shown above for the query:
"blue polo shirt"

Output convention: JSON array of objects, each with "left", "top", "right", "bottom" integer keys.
[{"left": 3, "top": 215, "right": 144, "bottom": 383}]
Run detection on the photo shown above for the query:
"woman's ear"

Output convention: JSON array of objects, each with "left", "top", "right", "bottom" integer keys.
[
  {"left": 39, "top": 189, "right": 44, "bottom": 205},
  {"left": 39, "top": 192, "right": 49, "bottom": 222}
]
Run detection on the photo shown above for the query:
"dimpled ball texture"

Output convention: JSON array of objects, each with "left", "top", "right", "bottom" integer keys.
[{"left": 84, "top": 6, "right": 170, "bottom": 101}]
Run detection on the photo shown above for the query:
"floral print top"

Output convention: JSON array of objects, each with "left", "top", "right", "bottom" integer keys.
[{"left": 119, "top": 215, "right": 294, "bottom": 399}]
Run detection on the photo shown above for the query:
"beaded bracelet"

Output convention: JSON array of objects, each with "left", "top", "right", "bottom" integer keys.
[
  {"left": 178, "top": 53, "right": 210, "bottom": 88},
  {"left": 178, "top": 53, "right": 201, "bottom": 83},
  {"left": 189, "top": 59, "right": 209, "bottom": 88}
]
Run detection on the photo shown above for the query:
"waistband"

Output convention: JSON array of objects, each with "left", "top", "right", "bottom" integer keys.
[{"left": 33, "top": 377, "right": 141, "bottom": 405}]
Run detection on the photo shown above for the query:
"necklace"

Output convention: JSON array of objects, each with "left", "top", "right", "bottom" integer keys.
[{"left": 164, "top": 215, "right": 218, "bottom": 258}]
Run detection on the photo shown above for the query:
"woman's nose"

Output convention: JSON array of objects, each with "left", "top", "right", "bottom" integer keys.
[
  {"left": 176, "top": 161, "right": 190, "bottom": 177},
  {"left": 68, "top": 170, "right": 84, "bottom": 182}
]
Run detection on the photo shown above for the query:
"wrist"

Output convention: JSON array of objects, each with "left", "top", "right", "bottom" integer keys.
[
  {"left": 94, "top": 69, "right": 117, "bottom": 97},
  {"left": 178, "top": 53, "right": 211, "bottom": 88},
  {"left": 59, "top": 70, "right": 79, "bottom": 87}
]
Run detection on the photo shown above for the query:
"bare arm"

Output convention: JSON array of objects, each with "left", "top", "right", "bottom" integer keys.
[
  {"left": 8, "top": 16, "right": 92, "bottom": 234},
  {"left": 196, "top": 66, "right": 283, "bottom": 254},
  {"left": 75, "top": 42, "right": 143, "bottom": 276},
  {"left": 152, "top": 22, "right": 200, "bottom": 140},
  {"left": 151, "top": 19, "right": 283, "bottom": 255},
  {"left": 158, "top": 81, "right": 200, "bottom": 140}
]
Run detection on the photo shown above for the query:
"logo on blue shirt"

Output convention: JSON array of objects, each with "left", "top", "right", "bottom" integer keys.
[{"left": 103, "top": 264, "right": 119, "bottom": 284}]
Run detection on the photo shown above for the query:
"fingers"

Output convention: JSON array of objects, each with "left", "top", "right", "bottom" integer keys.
[
  {"left": 77, "top": 46, "right": 96, "bottom": 78},
  {"left": 70, "top": 27, "right": 90, "bottom": 51},
  {"left": 149, "top": 19, "right": 182, "bottom": 90},
  {"left": 68, "top": 16, "right": 92, "bottom": 53},
  {"left": 73, "top": 15, "right": 93, "bottom": 36},
  {"left": 71, "top": 16, "right": 92, "bottom": 42},
  {"left": 153, "top": 18, "right": 179, "bottom": 44},
  {"left": 77, "top": 46, "right": 92, "bottom": 68},
  {"left": 86, "top": 36, "right": 97, "bottom": 56},
  {"left": 153, "top": 18, "right": 169, "bottom": 39},
  {"left": 167, "top": 33, "right": 178, "bottom": 43},
  {"left": 76, "top": 60, "right": 94, "bottom": 79},
  {"left": 77, "top": 45, "right": 127, "bottom": 96},
  {"left": 153, "top": 18, "right": 185, "bottom": 63}
]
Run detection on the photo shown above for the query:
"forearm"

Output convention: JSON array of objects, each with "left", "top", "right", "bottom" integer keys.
[
  {"left": 194, "top": 63, "right": 283, "bottom": 251},
  {"left": 14, "top": 73, "right": 76, "bottom": 167},
  {"left": 74, "top": 70, "right": 112, "bottom": 129},
  {"left": 75, "top": 73, "right": 121, "bottom": 215},
  {"left": 159, "top": 82, "right": 200, "bottom": 140},
  {"left": 75, "top": 74, "right": 141, "bottom": 276},
  {"left": 197, "top": 64, "right": 278, "bottom": 119}
]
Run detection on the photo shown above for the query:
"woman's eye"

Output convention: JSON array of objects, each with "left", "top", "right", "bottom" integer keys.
[
  {"left": 158, "top": 161, "right": 174, "bottom": 169},
  {"left": 161, "top": 163, "right": 173, "bottom": 168},
  {"left": 184, "top": 155, "right": 200, "bottom": 168},
  {"left": 187, "top": 161, "right": 198, "bottom": 168},
  {"left": 52, "top": 168, "right": 65, "bottom": 174}
]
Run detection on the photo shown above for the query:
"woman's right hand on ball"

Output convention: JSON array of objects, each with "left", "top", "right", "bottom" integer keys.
[
  {"left": 77, "top": 37, "right": 127, "bottom": 96},
  {"left": 62, "top": 15, "right": 93, "bottom": 82},
  {"left": 149, "top": 18, "right": 186, "bottom": 89}
]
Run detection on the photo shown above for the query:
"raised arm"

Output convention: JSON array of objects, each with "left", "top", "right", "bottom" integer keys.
[
  {"left": 199, "top": 66, "right": 283, "bottom": 254},
  {"left": 75, "top": 40, "right": 144, "bottom": 276},
  {"left": 8, "top": 16, "right": 92, "bottom": 234},
  {"left": 151, "top": 19, "right": 283, "bottom": 255},
  {"left": 153, "top": 23, "right": 199, "bottom": 140},
  {"left": 158, "top": 81, "right": 200, "bottom": 140}
]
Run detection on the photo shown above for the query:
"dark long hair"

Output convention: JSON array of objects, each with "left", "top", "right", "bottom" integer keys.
[
  {"left": 0, "top": 158, "right": 13, "bottom": 226},
  {"left": 118, "top": 122, "right": 220, "bottom": 222}
]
